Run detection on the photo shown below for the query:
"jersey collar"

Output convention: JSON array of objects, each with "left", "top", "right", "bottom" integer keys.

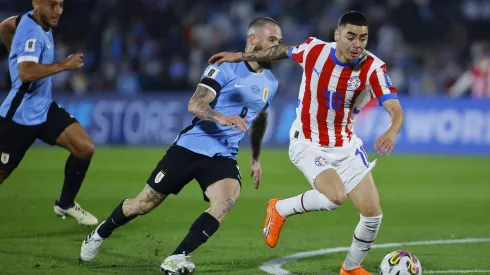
[
  {"left": 331, "top": 47, "right": 360, "bottom": 67},
  {"left": 28, "top": 14, "right": 51, "bottom": 32}
]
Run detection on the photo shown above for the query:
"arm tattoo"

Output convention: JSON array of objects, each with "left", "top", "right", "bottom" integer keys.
[
  {"left": 188, "top": 85, "right": 218, "bottom": 122},
  {"left": 243, "top": 44, "right": 290, "bottom": 62},
  {"left": 250, "top": 111, "right": 268, "bottom": 161}
]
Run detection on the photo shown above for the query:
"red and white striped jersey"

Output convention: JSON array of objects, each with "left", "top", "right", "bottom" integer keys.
[{"left": 288, "top": 37, "right": 397, "bottom": 147}]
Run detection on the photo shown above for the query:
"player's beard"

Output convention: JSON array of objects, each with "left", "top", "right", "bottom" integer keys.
[{"left": 40, "top": 13, "right": 54, "bottom": 28}]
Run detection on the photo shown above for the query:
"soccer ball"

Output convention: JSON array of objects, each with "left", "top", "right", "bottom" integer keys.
[{"left": 379, "top": 250, "right": 422, "bottom": 275}]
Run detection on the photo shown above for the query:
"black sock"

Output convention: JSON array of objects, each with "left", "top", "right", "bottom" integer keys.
[
  {"left": 57, "top": 154, "right": 91, "bottom": 209},
  {"left": 97, "top": 199, "right": 136, "bottom": 238},
  {"left": 173, "top": 212, "right": 220, "bottom": 255}
]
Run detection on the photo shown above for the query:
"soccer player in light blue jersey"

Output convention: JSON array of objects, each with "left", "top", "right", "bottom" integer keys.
[
  {"left": 81, "top": 17, "right": 282, "bottom": 274},
  {"left": 0, "top": 0, "right": 98, "bottom": 226}
]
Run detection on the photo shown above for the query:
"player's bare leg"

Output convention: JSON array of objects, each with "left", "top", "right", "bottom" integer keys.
[
  {"left": 80, "top": 184, "right": 167, "bottom": 262},
  {"left": 264, "top": 168, "right": 344, "bottom": 248},
  {"left": 53, "top": 123, "right": 98, "bottom": 225},
  {"left": 340, "top": 171, "right": 382, "bottom": 275},
  {"left": 161, "top": 179, "right": 240, "bottom": 274}
]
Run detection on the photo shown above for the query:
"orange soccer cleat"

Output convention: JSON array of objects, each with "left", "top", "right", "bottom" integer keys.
[
  {"left": 340, "top": 262, "right": 372, "bottom": 275},
  {"left": 262, "top": 198, "right": 286, "bottom": 248}
]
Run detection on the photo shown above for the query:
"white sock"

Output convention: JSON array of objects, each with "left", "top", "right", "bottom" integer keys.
[
  {"left": 275, "top": 189, "right": 339, "bottom": 218},
  {"left": 343, "top": 213, "right": 383, "bottom": 270}
]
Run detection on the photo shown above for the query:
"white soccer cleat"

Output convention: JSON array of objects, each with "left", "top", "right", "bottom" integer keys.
[
  {"left": 80, "top": 223, "right": 106, "bottom": 262},
  {"left": 160, "top": 254, "right": 196, "bottom": 274},
  {"left": 54, "top": 202, "right": 98, "bottom": 226}
]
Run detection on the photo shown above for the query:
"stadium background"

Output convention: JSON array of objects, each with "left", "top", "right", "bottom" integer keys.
[{"left": 0, "top": 0, "right": 489, "bottom": 275}]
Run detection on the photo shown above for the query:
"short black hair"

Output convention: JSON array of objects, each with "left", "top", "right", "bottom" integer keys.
[
  {"left": 338, "top": 11, "right": 368, "bottom": 28},
  {"left": 248, "top": 17, "right": 279, "bottom": 32}
]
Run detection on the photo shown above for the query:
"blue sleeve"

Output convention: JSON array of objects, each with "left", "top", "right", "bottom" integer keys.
[
  {"left": 287, "top": 46, "right": 294, "bottom": 59},
  {"left": 199, "top": 63, "right": 231, "bottom": 90},
  {"left": 15, "top": 27, "right": 44, "bottom": 64},
  {"left": 378, "top": 93, "right": 398, "bottom": 106}
]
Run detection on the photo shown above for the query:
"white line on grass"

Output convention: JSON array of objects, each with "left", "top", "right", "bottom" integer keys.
[
  {"left": 426, "top": 271, "right": 490, "bottom": 274},
  {"left": 259, "top": 238, "right": 490, "bottom": 275}
]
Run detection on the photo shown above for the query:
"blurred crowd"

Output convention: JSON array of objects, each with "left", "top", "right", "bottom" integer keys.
[{"left": 1, "top": 0, "right": 490, "bottom": 97}]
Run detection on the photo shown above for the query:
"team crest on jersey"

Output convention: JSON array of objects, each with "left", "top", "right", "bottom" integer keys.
[
  {"left": 314, "top": 156, "right": 328, "bottom": 167},
  {"left": 347, "top": 76, "right": 362, "bottom": 90},
  {"left": 263, "top": 88, "right": 269, "bottom": 102},
  {"left": 1, "top": 152, "right": 9, "bottom": 164},
  {"left": 154, "top": 170, "right": 165, "bottom": 183}
]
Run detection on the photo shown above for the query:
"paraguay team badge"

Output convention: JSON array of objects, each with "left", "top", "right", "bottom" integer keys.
[
  {"left": 314, "top": 156, "right": 328, "bottom": 167},
  {"left": 347, "top": 76, "right": 361, "bottom": 90}
]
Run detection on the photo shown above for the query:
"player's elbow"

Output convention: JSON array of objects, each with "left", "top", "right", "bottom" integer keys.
[
  {"left": 18, "top": 71, "right": 31, "bottom": 83},
  {"left": 187, "top": 102, "right": 198, "bottom": 116},
  {"left": 18, "top": 66, "right": 34, "bottom": 83}
]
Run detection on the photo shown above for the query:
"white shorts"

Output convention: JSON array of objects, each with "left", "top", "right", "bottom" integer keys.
[{"left": 288, "top": 136, "right": 376, "bottom": 194}]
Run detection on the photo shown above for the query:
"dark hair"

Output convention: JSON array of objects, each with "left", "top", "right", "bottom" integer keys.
[
  {"left": 338, "top": 11, "right": 368, "bottom": 28},
  {"left": 248, "top": 17, "right": 279, "bottom": 32}
]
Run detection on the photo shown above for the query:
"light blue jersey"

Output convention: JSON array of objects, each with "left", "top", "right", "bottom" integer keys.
[
  {"left": 175, "top": 62, "right": 278, "bottom": 159},
  {"left": 0, "top": 11, "right": 55, "bottom": 125}
]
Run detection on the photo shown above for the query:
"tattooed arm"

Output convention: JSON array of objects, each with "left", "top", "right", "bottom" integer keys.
[
  {"left": 250, "top": 110, "right": 268, "bottom": 161},
  {"left": 209, "top": 44, "right": 291, "bottom": 65},
  {"left": 188, "top": 84, "right": 249, "bottom": 131},
  {"left": 242, "top": 44, "right": 290, "bottom": 63},
  {"left": 188, "top": 84, "right": 221, "bottom": 123},
  {"left": 249, "top": 110, "right": 268, "bottom": 189}
]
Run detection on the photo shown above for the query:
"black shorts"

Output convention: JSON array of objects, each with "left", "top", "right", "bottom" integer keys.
[
  {"left": 0, "top": 101, "right": 77, "bottom": 172},
  {"left": 147, "top": 145, "right": 242, "bottom": 202}
]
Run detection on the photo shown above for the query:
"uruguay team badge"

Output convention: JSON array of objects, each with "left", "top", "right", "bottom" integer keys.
[
  {"left": 1, "top": 152, "right": 9, "bottom": 164},
  {"left": 154, "top": 170, "right": 165, "bottom": 183},
  {"left": 263, "top": 88, "right": 269, "bottom": 103},
  {"left": 347, "top": 76, "right": 361, "bottom": 90}
]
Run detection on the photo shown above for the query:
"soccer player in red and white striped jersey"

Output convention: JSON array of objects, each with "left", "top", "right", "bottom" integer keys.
[{"left": 210, "top": 11, "right": 404, "bottom": 275}]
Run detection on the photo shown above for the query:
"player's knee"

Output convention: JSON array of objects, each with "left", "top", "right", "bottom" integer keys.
[
  {"left": 124, "top": 198, "right": 154, "bottom": 216},
  {"left": 223, "top": 197, "right": 236, "bottom": 212},
  {"left": 314, "top": 172, "right": 346, "bottom": 206},
  {"left": 316, "top": 188, "right": 346, "bottom": 206},
  {"left": 312, "top": 190, "right": 341, "bottom": 210},
  {"left": 74, "top": 140, "right": 95, "bottom": 160},
  {"left": 361, "top": 207, "right": 383, "bottom": 218},
  {"left": 210, "top": 196, "right": 236, "bottom": 216},
  {"left": 135, "top": 199, "right": 158, "bottom": 215}
]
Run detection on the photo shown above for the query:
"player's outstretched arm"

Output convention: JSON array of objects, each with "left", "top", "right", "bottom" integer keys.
[
  {"left": 188, "top": 85, "right": 248, "bottom": 131},
  {"left": 0, "top": 16, "right": 18, "bottom": 52},
  {"left": 249, "top": 110, "right": 268, "bottom": 189},
  {"left": 374, "top": 99, "right": 404, "bottom": 156},
  {"left": 209, "top": 44, "right": 290, "bottom": 65},
  {"left": 18, "top": 53, "right": 84, "bottom": 83},
  {"left": 250, "top": 110, "right": 268, "bottom": 161}
]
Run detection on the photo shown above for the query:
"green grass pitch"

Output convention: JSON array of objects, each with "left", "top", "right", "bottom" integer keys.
[{"left": 0, "top": 147, "right": 489, "bottom": 275}]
